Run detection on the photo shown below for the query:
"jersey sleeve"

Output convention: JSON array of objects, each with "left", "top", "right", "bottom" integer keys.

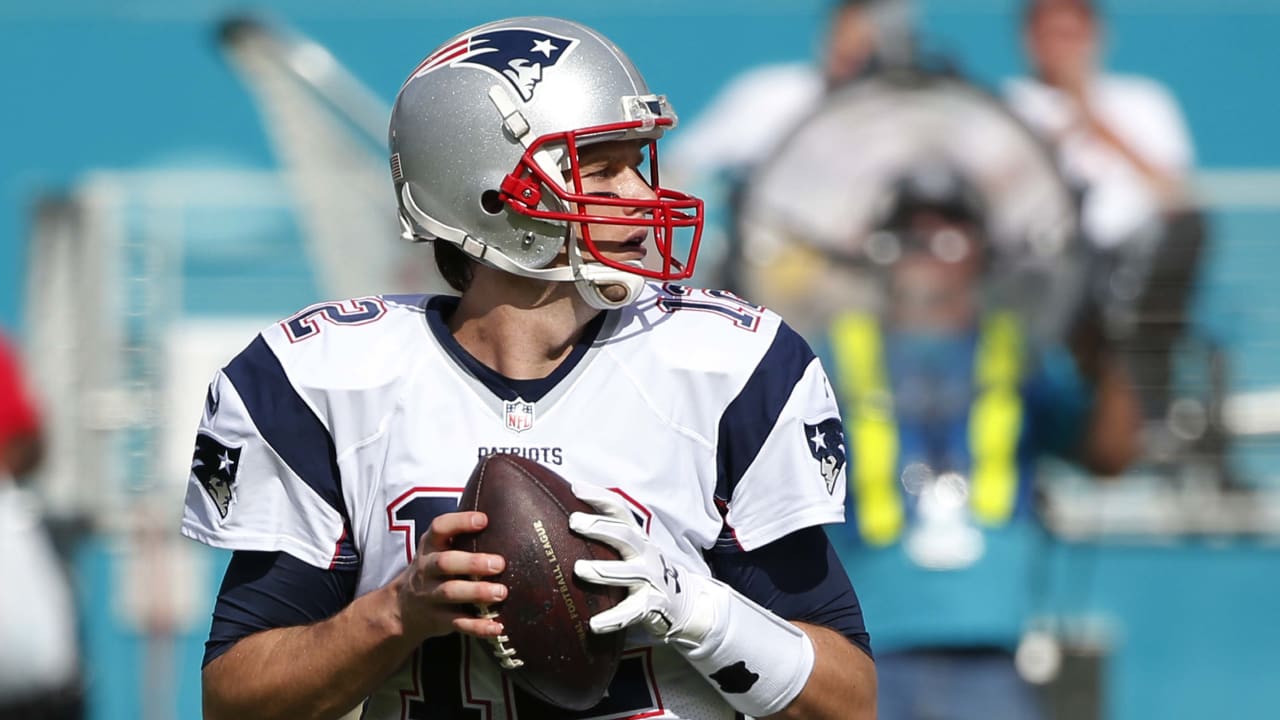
[
  {"left": 714, "top": 322, "right": 847, "bottom": 551},
  {"left": 204, "top": 551, "right": 358, "bottom": 667},
  {"left": 180, "top": 335, "right": 358, "bottom": 571}
]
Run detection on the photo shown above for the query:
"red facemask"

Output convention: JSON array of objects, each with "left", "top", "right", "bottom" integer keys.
[{"left": 498, "top": 118, "right": 704, "bottom": 281}]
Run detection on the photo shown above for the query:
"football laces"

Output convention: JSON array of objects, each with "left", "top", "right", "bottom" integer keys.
[{"left": 476, "top": 603, "right": 524, "bottom": 669}]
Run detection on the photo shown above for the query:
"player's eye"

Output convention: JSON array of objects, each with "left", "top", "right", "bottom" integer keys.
[{"left": 578, "top": 163, "right": 611, "bottom": 180}]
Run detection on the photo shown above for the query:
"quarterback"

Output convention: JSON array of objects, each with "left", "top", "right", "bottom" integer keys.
[{"left": 184, "top": 17, "right": 876, "bottom": 720}]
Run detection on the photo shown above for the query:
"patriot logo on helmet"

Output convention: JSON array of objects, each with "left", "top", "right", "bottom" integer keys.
[{"left": 406, "top": 27, "right": 579, "bottom": 101}]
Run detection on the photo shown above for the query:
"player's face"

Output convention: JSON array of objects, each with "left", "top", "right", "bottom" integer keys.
[{"left": 563, "top": 139, "right": 658, "bottom": 266}]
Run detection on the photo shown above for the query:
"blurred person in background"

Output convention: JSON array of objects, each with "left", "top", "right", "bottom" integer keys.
[
  {"left": 0, "top": 329, "right": 80, "bottom": 720},
  {"left": 667, "top": 0, "right": 891, "bottom": 186},
  {"left": 1006, "top": 0, "right": 1194, "bottom": 250},
  {"left": 1005, "top": 0, "right": 1204, "bottom": 429},
  {"left": 665, "top": 0, "right": 900, "bottom": 286},
  {"left": 820, "top": 165, "right": 1141, "bottom": 719},
  {"left": 0, "top": 334, "right": 42, "bottom": 480}
]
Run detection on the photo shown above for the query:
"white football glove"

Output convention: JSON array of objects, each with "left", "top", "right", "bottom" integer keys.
[
  {"left": 568, "top": 482, "right": 817, "bottom": 718},
  {"left": 568, "top": 482, "right": 717, "bottom": 646}
]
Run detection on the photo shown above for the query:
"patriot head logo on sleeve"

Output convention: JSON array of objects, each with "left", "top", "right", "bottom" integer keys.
[
  {"left": 804, "top": 418, "right": 848, "bottom": 495},
  {"left": 191, "top": 432, "right": 244, "bottom": 519},
  {"left": 406, "top": 27, "right": 579, "bottom": 101}
]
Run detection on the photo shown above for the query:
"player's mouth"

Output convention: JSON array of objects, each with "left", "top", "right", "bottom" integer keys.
[{"left": 601, "top": 232, "right": 648, "bottom": 261}]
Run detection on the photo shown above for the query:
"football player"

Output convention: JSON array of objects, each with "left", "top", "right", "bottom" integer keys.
[{"left": 185, "top": 17, "right": 875, "bottom": 720}]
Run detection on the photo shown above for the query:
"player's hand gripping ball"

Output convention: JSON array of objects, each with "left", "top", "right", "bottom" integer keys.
[{"left": 456, "top": 453, "right": 627, "bottom": 710}]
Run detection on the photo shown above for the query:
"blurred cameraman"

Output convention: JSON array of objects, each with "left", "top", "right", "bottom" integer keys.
[{"left": 821, "top": 165, "right": 1141, "bottom": 720}]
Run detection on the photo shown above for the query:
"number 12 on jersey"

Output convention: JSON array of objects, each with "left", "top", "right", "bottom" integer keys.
[{"left": 656, "top": 284, "right": 765, "bottom": 331}]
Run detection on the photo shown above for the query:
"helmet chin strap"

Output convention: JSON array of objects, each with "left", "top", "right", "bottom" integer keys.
[
  {"left": 400, "top": 186, "right": 646, "bottom": 309},
  {"left": 484, "top": 84, "right": 645, "bottom": 308},
  {"left": 569, "top": 249, "right": 646, "bottom": 310}
]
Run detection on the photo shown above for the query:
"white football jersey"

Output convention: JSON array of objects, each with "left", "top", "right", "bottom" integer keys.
[{"left": 182, "top": 283, "right": 848, "bottom": 720}]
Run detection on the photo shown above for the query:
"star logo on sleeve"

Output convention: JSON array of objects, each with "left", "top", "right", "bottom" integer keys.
[
  {"left": 191, "top": 432, "right": 243, "bottom": 519},
  {"left": 803, "top": 418, "right": 847, "bottom": 495}
]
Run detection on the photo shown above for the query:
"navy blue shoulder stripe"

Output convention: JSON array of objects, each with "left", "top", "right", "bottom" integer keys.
[
  {"left": 223, "top": 335, "right": 358, "bottom": 566},
  {"left": 381, "top": 293, "right": 429, "bottom": 311},
  {"left": 715, "top": 322, "right": 816, "bottom": 504}
]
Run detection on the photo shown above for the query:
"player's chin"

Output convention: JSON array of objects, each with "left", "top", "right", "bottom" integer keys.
[{"left": 594, "top": 245, "right": 648, "bottom": 266}]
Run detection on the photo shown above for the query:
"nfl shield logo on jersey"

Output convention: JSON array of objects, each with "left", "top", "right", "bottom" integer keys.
[{"left": 504, "top": 400, "right": 536, "bottom": 433}]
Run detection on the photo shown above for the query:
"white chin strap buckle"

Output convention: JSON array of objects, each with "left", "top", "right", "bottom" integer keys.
[{"left": 575, "top": 262, "right": 647, "bottom": 310}]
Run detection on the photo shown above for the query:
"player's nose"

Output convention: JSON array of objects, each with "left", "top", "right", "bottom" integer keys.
[{"left": 620, "top": 167, "right": 658, "bottom": 206}]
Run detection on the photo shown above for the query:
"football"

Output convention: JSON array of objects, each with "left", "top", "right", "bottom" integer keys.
[{"left": 456, "top": 452, "right": 628, "bottom": 710}]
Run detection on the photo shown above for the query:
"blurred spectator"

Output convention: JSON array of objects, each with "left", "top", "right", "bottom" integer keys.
[
  {"left": 820, "top": 165, "right": 1141, "bottom": 719},
  {"left": 667, "top": 0, "right": 886, "bottom": 185},
  {"left": 1005, "top": 0, "right": 1207, "bottom": 437},
  {"left": 665, "top": 0, "right": 896, "bottom": 285},
  {"left": 0, "top": 333, "right": 42, "bottom": 479},
  {"left": 1005, "top": 0, "right": 1194, "bottom": 250},
  {"left": 0, "top": 330, "right": 80, "bottom": 720}
]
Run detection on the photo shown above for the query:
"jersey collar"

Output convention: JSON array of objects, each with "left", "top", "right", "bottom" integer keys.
[{"left": 423, "top": 295, "right": 610, "bottom": 403}]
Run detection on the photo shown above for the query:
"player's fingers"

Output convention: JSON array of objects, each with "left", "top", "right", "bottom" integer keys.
[
  {"left": 575, "top": 557, "right": 648, "bottom": 587},
  {"left": 452, "top": 614, "right": 506, "bottom": 638},
  {"left": 588, "top": 594, "right": 647, "bottom": 634},
  {"left": 417, "top": 605, "right": 504, "bottom": 639},
  {"left": 431, "top": 577, "right": 508, "bottom": 606},
  {"left": 569, "top": 511, "right": 644, "bottom": 556},
  {"left": 419, "top": 511, "right": 488, "bottom": 552},
  {"left": 422, "top": 549, "right": 505, "bottom": 578},
  {"left": 569, "top": 482, "right": 631, "bottom": 520}
]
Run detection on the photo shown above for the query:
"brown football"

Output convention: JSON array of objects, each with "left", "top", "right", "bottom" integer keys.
[{"left": 456, "top": 453, "right": 627, "bottom": 711}]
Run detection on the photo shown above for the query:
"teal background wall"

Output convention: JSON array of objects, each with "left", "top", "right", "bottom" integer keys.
[{"left": 4, "top": 0, "right": 1280, "bottom": 330}]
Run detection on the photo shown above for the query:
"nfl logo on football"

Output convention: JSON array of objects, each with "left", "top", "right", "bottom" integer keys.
[{"left": 504, "top": 400, "right": 535, "bottom": 433}]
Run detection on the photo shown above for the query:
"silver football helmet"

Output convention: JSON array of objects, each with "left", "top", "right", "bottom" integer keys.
[{"left": 390, "top": 16, "right": 704, "bottom": 308}]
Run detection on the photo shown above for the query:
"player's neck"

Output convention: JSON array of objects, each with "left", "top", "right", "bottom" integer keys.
[{"left": 450, "top": 271, "right": 601, "bottom": 380}]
